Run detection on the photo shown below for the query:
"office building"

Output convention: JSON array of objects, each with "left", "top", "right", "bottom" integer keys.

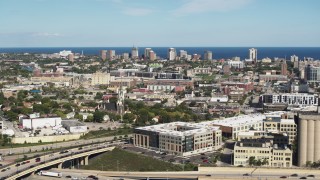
[
  {"left": 131, "top": 46, "right": 139, "bottom": 58},
  {"left": 249, "top": 48, "right": 258, "bottom": 63},
  {"left": 233, "top": 138, "right": 292, "bottom": 167},
  {"left": 168, "top": 48, "right": 176, "bottom": 60},
  {"left": 263, "top": 113, "right": 296, "bottom": 144},
  {"left": 204, "top": 51, "right": 212, "bottom": 60},
  {"left": 134, "top": 122, "right": 222, "bottom": 156}
]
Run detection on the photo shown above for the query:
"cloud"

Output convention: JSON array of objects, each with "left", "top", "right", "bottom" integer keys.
[
  {"left": 32, "top": 32, "right": 63, "bottom": 37},
  {"left": 122, "top": 8, "right": 153, "bottom": 16},
  {"left": 173, "top": 0, "right": 253, "bottom": 16}
]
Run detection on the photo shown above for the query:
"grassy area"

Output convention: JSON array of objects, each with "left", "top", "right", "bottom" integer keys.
[
  {"left": 80, "top": 148, "right": 196, "bottom": 171},
  {"left": 81, "top": 128, "right": 133, "bottom": 139}
]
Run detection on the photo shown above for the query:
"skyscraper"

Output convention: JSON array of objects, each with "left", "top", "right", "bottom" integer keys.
[
  {"left": 249, "top": 48, "right": 258, "bottom": 63},
  {"left": 131, "top": 46, "right": 139, "bottom": 59},
  {"left": 204, "top": 51, "right": 213, "bottom": 60},
  {"left": 144, "top": 48, "right": 152, "bottom": 59},
  {"left": 167, "top": 48, "right": 176, "bottom": 60}
]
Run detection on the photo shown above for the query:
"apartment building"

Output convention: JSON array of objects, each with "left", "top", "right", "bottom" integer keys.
[{"left": 260, "top": 93, "right": 318, "bottom": 107}]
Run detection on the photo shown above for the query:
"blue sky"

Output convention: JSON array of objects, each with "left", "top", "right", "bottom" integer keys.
[{"left": 0, "top": 0, "right": 319, "bottom": 47}]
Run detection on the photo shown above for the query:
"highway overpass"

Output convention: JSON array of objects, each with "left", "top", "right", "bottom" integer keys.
[{"left": 0, "top": 144, "right": 118, "bottom": 180}]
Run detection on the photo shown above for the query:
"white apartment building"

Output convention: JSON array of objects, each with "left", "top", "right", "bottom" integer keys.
[
  {"left": 91, "top": 71, "right": 114, "bottom": 86},
  {"left": 227, "top": 60, "right": 244, "bottom": 69},
  {"left": 168, "top": 48, "right": 177, "bottom": 60}
]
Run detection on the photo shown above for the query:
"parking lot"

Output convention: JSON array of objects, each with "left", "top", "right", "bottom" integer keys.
[{"left": 119, "top": 144, "right": 228, "bottom": 167}]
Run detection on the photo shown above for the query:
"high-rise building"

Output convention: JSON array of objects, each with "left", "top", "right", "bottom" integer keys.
[
  {"left": 144, "top": 48, "right": 152, "bottom": 59},
  {"left": 167, "top": 48, "right": 176, "bottom": 60},
  {"left": 296, "top": 113, "right": 320, "bottom": 167},
  {"left": 179, "top": 50, "right": 188, "bottom": 59},
  {"left": 204, "top": 51, "right": 212, "bottom": 60},
  {"left": 123, "top": 53, "right": 129, "bottom": 60},
  {"left": 249, "top": 48, "right": 258, "bottom": 63},
  {"left": 106, "top": 50, "right": 116, "bottom": 60},
  {"left": 131, "top": 46, "right": 139, "bottom": 59},
  {"left": 68, "top": 53, "right": 74, "bottom": 62},
  {"left": 100, "top": 50, "right": 107, "bottom": 60},
  {"left": 281, "top": 60, "right": 287, "bottom": 75},
  {"left": 304, "top": 65, "right": 320, "bottom": 83},
  {"left": 149, "top": 51, "right": 156, "bottom": 61},
  {"left": 291, "top": 55, "right": 299, "bottom": 62}
]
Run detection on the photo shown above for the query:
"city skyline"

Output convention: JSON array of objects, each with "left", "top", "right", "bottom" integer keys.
[{"left": 0, "top": 0, "right": 320, "bottom": 47}]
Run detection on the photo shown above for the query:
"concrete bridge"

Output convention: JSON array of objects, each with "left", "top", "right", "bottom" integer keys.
[{"left": 4, "top": 146, "right": 116, "bottom": 180}]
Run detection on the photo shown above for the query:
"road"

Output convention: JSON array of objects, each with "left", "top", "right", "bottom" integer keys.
[
  {"left": 0, "top": 141, "right": 124, "bottom": 179},
  {"left": 0, "top": 134, "right": 132, "bottom": 156},
  {"left": 49, "top": 167, "right": 320, "bottom": 180}
]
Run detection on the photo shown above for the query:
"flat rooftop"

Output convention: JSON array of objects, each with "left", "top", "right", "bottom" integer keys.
[{"left": 136, "top": 121, "right": 220, "bottom": 137}]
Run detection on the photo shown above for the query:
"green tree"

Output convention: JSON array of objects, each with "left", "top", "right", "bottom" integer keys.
[
  {"left": 94, "top": 92, "right": 103, "bottom": 100},
  {"left": 93, "top": 111, "right": 106, "bottom": 123},
  {"left": 123, "top": 113, "right": 135, "bottom": 123}
]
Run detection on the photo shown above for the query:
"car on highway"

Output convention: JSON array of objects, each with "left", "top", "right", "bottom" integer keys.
[
  {"left": 280, "top": 176, "right": 287, "bottom": 178},
  {"left": 300, "top": 177, "right": 307, "bottom": 179},
  {"left": 291, "top": 174, "right": 298, "bottom": 177},
  {"left": 35, "top": 157, "right": 41, "bottom": 162},
  {"left": 243, "top": 173, "right": 250, "bottom": 176},
  {"left": 1, "top": 169, "right": 6, "bottom": 172},
  {"left": 15, "top": 163, "right": 21, "bottom": 167},
  {"left": 87, "top": 175, "right": 98, "bottom": 180},
  {"left": 307, "top": 175, "right": 315, "bottom": 178}
]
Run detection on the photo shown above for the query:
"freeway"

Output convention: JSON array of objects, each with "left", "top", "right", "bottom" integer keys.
[
  {"left": 0, "top": 141, "right": 124, "bottom": 179},
  {"left": 51, "top": 167, "right": 320, "bottom": 180},
  {"left": 0, "top": 134, "right": 133, "bottom": 155}
]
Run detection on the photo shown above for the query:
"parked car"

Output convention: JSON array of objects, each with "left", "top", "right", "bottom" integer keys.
[{"left": 291, "top": 174, "right": 298, "bottom": 177}]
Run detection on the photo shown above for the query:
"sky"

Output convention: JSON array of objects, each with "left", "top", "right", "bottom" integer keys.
[{"left": 0, "top": 0, "right": 319, "bottom": 47}]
